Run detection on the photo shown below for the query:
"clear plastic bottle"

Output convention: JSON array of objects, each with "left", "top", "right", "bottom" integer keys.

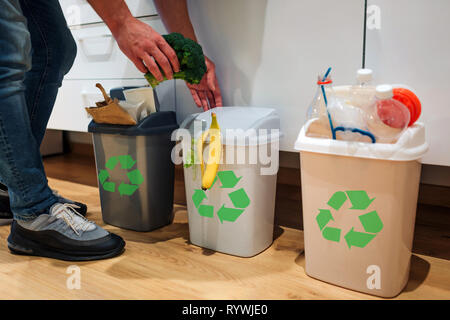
[
  {"left": 365, "top": 84, "right": 410, "bottom": 143},
  {"left": 305, "top": 75, "right": 335, "bottom": 139},
  {"left": 306, "top": 74, "right": 369, "bottom": 141},
  {"left": 350, "top": 68, "right": 376, "bottom": 108}
]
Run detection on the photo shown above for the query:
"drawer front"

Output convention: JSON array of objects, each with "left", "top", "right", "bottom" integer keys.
[
  {"left": 48, "top": 79, "right": 175, "bottom": 132},
  {"left": 66, "top": 17, "right": 166, "bottom": 80},
  {"left": 61, "top": 0, "right": 157, "bottom": 26}
]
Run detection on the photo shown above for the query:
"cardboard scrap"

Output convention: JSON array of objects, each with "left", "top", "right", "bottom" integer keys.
[{"left": 85, "top": 83, "right": 137, "bottom": 125}]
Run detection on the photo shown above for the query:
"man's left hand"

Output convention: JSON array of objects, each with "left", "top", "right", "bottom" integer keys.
[{"left": 186, "top": 56, "right": 223, "bottom": 111}]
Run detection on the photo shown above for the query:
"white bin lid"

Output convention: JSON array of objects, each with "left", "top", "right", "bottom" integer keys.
[
  {"left": 294, "top": 120, "right": 428, "bottom": 161},
  {"left": 179, "top": 106, "right": 282, "bottom": 146}
]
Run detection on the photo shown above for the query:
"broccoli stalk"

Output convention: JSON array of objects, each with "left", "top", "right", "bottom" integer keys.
[{"left": 144, "top": 33, "right": 207, "bottom": 88}]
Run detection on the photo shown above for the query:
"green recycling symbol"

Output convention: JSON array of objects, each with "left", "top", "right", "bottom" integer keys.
[
  {"left": 191, "top": 170, "right": 250, "bottom": 223},
  {"left": 316, "top": 190, "right": 383, "bottom": 249},
  {"left": 98, "top": 155, "right": 144, "bottom": 196}
]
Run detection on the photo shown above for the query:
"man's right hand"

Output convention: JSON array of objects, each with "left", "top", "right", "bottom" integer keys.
[{"left": 112, "top": 17, "right": 180, "bottom": 81}]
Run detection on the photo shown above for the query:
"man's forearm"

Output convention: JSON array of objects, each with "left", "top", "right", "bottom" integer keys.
[
  {"left": 154, "top": 0, "right": 197, "bottom": 41},
  {"left": 86, "top": 0, "right": 134, "bottom": 35}
]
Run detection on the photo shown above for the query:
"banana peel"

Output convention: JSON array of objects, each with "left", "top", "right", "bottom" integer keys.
[{"left": 197, "top": 113, "right": 221, "bottom": 190}]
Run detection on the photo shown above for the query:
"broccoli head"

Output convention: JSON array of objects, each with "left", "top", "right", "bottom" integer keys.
[{"left": 144, "top": 33, "right": 207, "bottom": 88}]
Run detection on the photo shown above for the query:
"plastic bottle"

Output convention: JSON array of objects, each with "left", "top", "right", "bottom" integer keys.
[
  {"left": 305, "top": 75, "right": 335, "bottom": 139},
  {"left": 350, "top": 68, "right": 376, "bottom": 108},
  {"left": 306, "top": 74, "right": 368, "bottom": 141},
  {"left": 365, "top": 84, "right": 410, "bottom": 143}
]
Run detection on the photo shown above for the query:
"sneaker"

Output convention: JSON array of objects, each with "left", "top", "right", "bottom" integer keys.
[
  {"left": 0, "top": 183, "right": 87, "bottom": 224},
  {"left": 7, "top": 203, "right": 125, "bottom": 261},
  {"left": 52, "top": 190, "right": 88, "bottom": 216}
]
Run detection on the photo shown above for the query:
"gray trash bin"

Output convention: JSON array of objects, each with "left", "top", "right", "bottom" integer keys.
[{"left": 88, "top": 111, "right": 178, "bottom": 231}]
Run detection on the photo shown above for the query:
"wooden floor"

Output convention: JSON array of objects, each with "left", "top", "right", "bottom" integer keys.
[{"left": 0, "top": 177, "right": 448, "bottom": 299}]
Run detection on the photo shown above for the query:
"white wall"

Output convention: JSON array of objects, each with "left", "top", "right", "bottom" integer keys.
[
  {"left": 176, "top": 0, "right": 365, "bottom": 151},
  {"left": 366, "top": 0, "right": 450, "bottom": 166}
]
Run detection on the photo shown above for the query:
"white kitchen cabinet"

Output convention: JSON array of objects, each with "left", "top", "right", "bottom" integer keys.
[
  {"left": 60, "top": 0, "right": 157, "bottom": 26},
  {"left": 65, "top": 16, "right": 165, "bottom": 80},
  {"left": 366, "top": 0, "right": 450, "bottom": 166},
  {"left": 49, "top": 11, "right": 174, "bottom": 132}
]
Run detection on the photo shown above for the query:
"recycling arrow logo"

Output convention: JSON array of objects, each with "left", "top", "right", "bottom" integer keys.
[
  {"left": 98, "top": 155, "right": 144, "bottom": 196},
  {"left": 316, "top": 190, "right": 383, "bottom": 249},
  {"left": 192, "top": 170, "right": 250, "bottom": 223}
]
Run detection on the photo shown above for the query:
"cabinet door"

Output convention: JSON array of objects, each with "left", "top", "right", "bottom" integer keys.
[
  {"left": 366, "top": 0, "right": 450, "bottom": 166},
  {"left": 65, "top": 17, "right": 165, "bottom": 80}
]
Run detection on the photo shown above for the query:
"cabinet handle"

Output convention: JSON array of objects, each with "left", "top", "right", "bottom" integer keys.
[
  {"left": 77, "top": 34, "right": 115, "bottom": 58},
  {"left": 78, "top": 34, "right": 113, "bottom": 42}
]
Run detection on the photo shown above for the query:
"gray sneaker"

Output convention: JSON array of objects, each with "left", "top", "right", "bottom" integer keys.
[
  {"left": 52, "top": 190, "right": 88, "bottom": 216},
  {"left": 7, "top": 203, "right": 125, "bottom": 261}
]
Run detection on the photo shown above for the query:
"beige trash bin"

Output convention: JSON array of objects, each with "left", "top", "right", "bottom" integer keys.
[{"left": 294, "top": 121, "right": 428, "bottom": 297}]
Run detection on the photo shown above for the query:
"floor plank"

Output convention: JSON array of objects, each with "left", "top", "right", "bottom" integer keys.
[{"left": 0, "top": 178, "right": 448, "bottom": 299}]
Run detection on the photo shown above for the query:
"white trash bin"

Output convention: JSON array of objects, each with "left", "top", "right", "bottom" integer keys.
[
  {"left": 294, "top": 120, "right": 428, "bottom": 297},
  {"left": 179, "top": 107, "right": 282, "bottom": 257}
]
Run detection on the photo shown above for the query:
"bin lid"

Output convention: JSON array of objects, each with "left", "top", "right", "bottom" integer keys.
[
  {"left": 179, "top": 106, "right": 282, "bottom": 146},
  {"left": 294, "top": 120, "right": 428, "bottom": 161},
  {"left": 87, "top": 111, "right": 178, "bottom": 136}
]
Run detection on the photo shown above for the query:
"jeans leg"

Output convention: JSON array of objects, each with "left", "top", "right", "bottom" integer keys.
[
  {"left": 0, "top": 0, "right": 58, "bottom": 220},
  {"left": 19, "top": 0, "right": 77, "bottom": 146}
]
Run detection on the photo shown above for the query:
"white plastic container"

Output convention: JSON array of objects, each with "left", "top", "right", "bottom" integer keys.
[
  {"left": 180, "top": 107, "right": 282, "bottom": 257},
  {"left": 294, "top": 120, "right": 428, "bottom": 297},
  {"left": 123, "top": 87, "right": 157, "bottom": 115}
]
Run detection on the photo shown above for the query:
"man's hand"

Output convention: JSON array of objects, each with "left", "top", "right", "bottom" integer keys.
[
  {"left": 112, "top": 17, "right": 180, "bottom": 81},
  {"left": 186, "top": 56, "right": 223, "bottom": 110}
]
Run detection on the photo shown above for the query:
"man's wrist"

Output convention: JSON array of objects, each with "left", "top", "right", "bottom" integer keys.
[{"left": 105, "top": 11, "right": 135, "bottom": 36}]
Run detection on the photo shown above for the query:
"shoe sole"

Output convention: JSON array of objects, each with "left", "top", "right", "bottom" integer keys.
[{"left": 7, "top": 233, "right": 125, "bottom": 262}]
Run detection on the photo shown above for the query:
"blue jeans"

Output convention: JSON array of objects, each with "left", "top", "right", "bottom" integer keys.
[{"left": 0, "top": 0, "right": 76, "bottom": 220}]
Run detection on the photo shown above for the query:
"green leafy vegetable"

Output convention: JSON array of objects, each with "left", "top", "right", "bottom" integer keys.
[{"left": 144, "top": 33, "right": 207, "bottom": 88}]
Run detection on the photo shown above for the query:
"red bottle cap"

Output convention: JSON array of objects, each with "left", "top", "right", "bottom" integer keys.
[{"left": 393, "top": 88, "right": 421, "bottom": 126}]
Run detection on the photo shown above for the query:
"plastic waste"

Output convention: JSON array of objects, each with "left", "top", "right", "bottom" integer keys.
[
  {"left": 365, "top": 84, "right": 410, "bottom": 143},
  {"left": 123, "top": 87, "right": 157, "bottom": 115},
  {"left": 117, "top": 100, "right": 145, "bottom": 123},
  {"left": 350, "top": 69, "right": 376, "bottom": 108},
  {"left": 305, "top": 74, "right": 333, "bottom": 139},
  {"left": 305, "top": 68, "right": 417, "bottom": 144},
  {"left": 392, "top": 86, "right": 421, "bottom": 126},
  {"left": 306, "top": 72, "right": 371, "bottom": 142}
]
